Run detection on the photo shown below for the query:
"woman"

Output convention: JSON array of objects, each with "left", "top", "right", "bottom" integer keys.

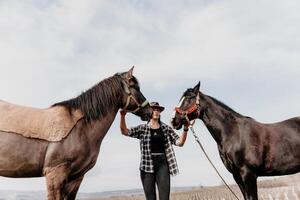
[{"left": 120, "top": 102, "right": 189, "bottom": 200}]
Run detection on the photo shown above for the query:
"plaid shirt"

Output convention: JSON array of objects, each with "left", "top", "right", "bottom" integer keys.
[{"left": 128, "top": 122, "right": 180, "bottom": 176}]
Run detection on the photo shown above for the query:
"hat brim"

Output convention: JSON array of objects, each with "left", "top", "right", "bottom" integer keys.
[{"left": 151, "top": 105, "right": 165, "bottom": 112}]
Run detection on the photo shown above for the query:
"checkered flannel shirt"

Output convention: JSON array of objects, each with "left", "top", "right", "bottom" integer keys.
[{"left": 128, "top": 122, "right": 180, "bottom": 176}]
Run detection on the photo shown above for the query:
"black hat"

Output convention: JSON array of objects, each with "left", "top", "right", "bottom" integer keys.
[{"left": 150, "top": 102, "right": 165, "bottom": 112}]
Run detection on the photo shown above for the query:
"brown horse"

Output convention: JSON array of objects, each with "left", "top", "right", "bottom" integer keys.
[
  {"left": 0, "top": 67, "right": 152, "bottom": 200},
  {"left": 171, "top": 82, "right": 300, "bottom": 200}
]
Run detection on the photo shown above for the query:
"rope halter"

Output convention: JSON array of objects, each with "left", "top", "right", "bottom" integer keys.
[{"left": 175, "top": 92, "right": 200, "bottom": 126}]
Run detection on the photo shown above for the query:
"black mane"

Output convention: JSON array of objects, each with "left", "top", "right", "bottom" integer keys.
[
  {"left": 207, "top": 95, "right": 243, "bottom": 117},
  {"left": 52, "top": 75, "right": 124, "bottom": 121}
]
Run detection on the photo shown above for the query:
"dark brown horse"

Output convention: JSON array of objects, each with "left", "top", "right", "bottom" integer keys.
[
  {"left": 171, "top": 82, "right": 300, "bottom": 200},
  {"left": 0, "top": 67, "right": 152, "bottom": 200}
]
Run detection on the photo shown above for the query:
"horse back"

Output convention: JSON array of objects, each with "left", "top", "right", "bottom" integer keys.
[
  {"left": 246, "top": 117, "right": 300, "bottom": 175},
  {"left": 0, "top": 100, "right": 83, "bottom": 142},
  {"left": 222, "top": 117, "right": 300, "bottom": 175}
]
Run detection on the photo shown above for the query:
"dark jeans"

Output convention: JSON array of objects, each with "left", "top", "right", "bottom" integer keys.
[{"left": 140, "top": 154, "right": 170, "bottom": 200}]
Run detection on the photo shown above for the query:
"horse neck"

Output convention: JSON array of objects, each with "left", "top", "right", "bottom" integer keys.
[
  {"left": 200, "top": 94, "right": 240, "bottom": 145},
  {"left": 83, "top": 84, "right": 124, "bottom": 145},
  {"left": 82, "top": 106, "right": 119, "bottom": 146},
  {"left": 66, "top": 76, "right": 124, "bottom": 146}
]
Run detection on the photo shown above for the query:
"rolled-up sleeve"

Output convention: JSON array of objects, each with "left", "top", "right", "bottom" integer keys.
[
  {"left": 128, "top": 125, "right": 143, "bottom": 139},
  {"left": 168, "top": 126, "right": 180, "bottom": 145}
]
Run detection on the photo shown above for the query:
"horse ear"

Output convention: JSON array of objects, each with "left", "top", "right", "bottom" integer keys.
[
  {"left": 193, "top": 81, "right": 201, "bottom": 93},
  {"left": 126, "top": 66, "right": 134, "bottom": 79}
]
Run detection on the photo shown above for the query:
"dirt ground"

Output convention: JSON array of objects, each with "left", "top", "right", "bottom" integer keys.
[{"left": 86, "top": 173, "right": 300, "bottom": 200}]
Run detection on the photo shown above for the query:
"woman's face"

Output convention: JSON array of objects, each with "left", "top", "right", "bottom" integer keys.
[{"left": 152, "top": 108, "right": 161, "bottom": 120}]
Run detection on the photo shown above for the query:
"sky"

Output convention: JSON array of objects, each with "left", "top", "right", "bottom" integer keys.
[{"left": 0, "top": 0, "right": 300, "bottom": 193}]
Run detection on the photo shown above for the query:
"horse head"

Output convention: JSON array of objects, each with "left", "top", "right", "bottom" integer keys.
[
  {"left": 171, "top": 81, "right": 202, "bottom": 130},
  {"left": 118, "top": 67, "right": 152, "bottom": 121}
]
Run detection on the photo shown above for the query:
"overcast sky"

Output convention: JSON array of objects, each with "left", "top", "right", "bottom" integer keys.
[{"left": 0, "top": 0, "right": 300, "bottom": 193}]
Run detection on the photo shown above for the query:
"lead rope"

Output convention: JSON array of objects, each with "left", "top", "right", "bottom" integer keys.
[{"left": 189, "top": 121, "right": 240, "bottom": 200}]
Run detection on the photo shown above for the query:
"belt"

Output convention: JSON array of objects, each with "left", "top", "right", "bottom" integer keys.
[{"left": 151, "top": 153, "right": 165, "bottom": 155}]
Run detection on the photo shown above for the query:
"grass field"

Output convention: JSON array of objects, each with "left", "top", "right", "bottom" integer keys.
[{"left": 85, "top": 173, "right": 300, "bottom": 200}]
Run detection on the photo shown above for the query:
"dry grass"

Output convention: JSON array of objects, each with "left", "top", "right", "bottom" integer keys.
[{"left": 86, "top": 173, "right": 300, "bottom": 200}]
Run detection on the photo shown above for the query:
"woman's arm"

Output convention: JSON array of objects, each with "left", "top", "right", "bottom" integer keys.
[
  {"left": 175, "top": 124, "right": 189, "bottom": 147},
  {"left": 120, "top": 110, "right": 129, "bottom": 136},
  {"left": 120, "top": 112, "right": 142, "bottom": 139}
]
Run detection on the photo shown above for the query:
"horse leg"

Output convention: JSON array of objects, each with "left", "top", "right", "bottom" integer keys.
[
  {"left": 232, "top": 172, "right": 246, "bottom": 199},
  {"left": 64, "top": 176, "right": 84, "bottom": 200},
  {"left": 44, "top": 164, "right": 70, "bottom": 200},
  {"left": 240, "top": 168, "right": 258, "bottom": 200}
]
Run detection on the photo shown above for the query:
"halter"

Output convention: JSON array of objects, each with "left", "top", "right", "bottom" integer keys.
[
  {"left": 175, "top": 92, "right": 200, "bottom": 126},
  {"left": 121, "top": 79, "right": 149, "bottom": 113}
]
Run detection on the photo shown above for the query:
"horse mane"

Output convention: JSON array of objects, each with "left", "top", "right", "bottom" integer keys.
[
  {"left": 207, "top": 95, "right": 244, "bottom": 117},
  {"left": 52, "top": 75, "right": 125, "bottom": 122}
]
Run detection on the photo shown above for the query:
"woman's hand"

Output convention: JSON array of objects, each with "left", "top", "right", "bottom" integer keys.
[{"left": 183, "top": 124, "right": 189, "bottom": 132}]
